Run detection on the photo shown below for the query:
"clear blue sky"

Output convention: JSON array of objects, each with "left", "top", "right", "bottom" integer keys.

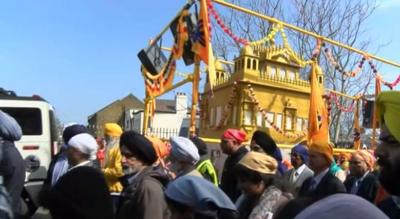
[{"left": 1, "top": 0, "right": 399, "bottom": 125}]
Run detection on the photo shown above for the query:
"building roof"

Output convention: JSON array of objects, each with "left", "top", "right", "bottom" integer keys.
[
  {"left": 88, "top": 93, "right": 144, "bottom": 119},
  {"left": 155, "top": 99, "right": 176, "bottom": 113}
]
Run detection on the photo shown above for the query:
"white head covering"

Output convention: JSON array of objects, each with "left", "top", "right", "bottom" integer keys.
[
  {"left": 170, "top": 136, "right": 200, "bottom": 164},
  {"left": 67, "top": 133, "right": 98, "bottom": 160},
  {"left": 295, "top": 194, "right": 388, "bottom": 219}
]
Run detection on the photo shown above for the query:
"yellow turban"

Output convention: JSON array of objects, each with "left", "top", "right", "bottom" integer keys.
[
  {"left": 309, "top": 140, "right": 334, "bottom": 163},
  {"left": 104, "top": 123, "right": 123, "bottom": 137},
  {"left": 238, "top": 151, "right": 277, "bottom": 175},
  {"left": 376, "top": 91, "right": 400, "bottom": 143}
]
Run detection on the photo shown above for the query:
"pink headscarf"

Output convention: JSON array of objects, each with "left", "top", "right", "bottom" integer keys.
[{"left": 222, "top": 129, "right": 247, "bottom": 144}]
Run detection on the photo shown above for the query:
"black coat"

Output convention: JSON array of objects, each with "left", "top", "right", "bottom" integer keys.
[
  {"left": 43, "top": 165, "right": 113, "bottom": 219},
  {"left": 298, "top": 171, "right": 346, "bottom": 200},
  {"left": 344, "top": 172, "right": 379, "bottom": 203},
  {"left": 220, "top": 147, "right": 248, "bottom": 202},
  {"left": 117, "top": 166, "right": 170, "bottom": 219},
  {"left": 377, "top": 197, "right": 400, "bottom": 219},
  {"left": 0, "top": 140, "right": 25, "bottom": 215}
]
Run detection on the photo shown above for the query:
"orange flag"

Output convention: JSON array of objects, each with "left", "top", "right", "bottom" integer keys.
[
  {"left": 308, "top": 61, "right": 330, "bottom": 144},
  {"left": 192, "top": 0, "right": 216, "bottom": 89}
]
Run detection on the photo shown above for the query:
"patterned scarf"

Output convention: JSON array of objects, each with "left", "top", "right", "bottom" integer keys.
[{"left": 248, "top": 186, "right": 288, "bottom": 219}]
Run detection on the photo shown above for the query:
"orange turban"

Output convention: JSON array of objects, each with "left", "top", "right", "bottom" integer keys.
[
  {"left": 146, "top": 136, "right": 171, "bottom": 159},
  {"left": 352, "top": 150, "right": 375, "bottom": 170},
  {"left": 309, "top": 140, "right": 334, "bottom": 163},
  {"left": 222, "top": 129, "right": 247, "bottom": 144}
]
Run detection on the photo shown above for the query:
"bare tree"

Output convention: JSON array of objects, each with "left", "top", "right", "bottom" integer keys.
[{"left": 211, "top": 0, "right": 378, "bottom": 143}]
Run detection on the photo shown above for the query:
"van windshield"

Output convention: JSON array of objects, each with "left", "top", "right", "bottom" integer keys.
[{"left": 0, "top": 107, "right": 43, "bottom": 135}]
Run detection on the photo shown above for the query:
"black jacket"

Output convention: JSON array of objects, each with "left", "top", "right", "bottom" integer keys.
[
  {"left": 344, "top": 172, "right": 379, "bottom": 203},
  {"left": 298, "top": 171, "right": 346, "bottom": 200},
  {"left": 220, "top": 146, "right": 248, "bottom": 202},
  {"left": 377, "top": 197, "right": 400, "bottom": 219},
  {"left": 0, "top": 140, "right": 25, "bottom": 215},
  {"left": 43, "top": 165, "right": 113, "bottom": 219}
]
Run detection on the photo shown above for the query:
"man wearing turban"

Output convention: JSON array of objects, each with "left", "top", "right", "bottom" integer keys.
[
  {"left": 0, "top": 110, "right": 25, "bottom": 217},
  {"left": 344, "top": 150, "right": 379, "bottom": 203},
  {"left": 117, "top": 131, "right": 170, "bottom": 219},
  {"left": 42, "top": 133, "right": 113, "bottom": 219},
  {"left": 219, "top": 129, "right": 249, "bottom": 202},
  {"left": 283, "top": 143, "right": 314, "bottom": 196},
  {"left": 298, "top": 140, "right": 345, "bottom": 200},
  {"left": 374, "top": 91, "right": 400, "bottom": 218},
  {"left": 168, "top": 136, "right": 202, "bottom": 178}
]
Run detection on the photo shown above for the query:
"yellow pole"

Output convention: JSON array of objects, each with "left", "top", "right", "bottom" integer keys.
[
  {"left": 326, "top": 89, "right": 358, "bottom": 100},
  {"left": 143, "top": 96, "right": 150, "bottom": 135},
  {"left": 190, "top": 58, "right": 201, "bottom": 137},
  {"left": 212, "top": 0, "right": 400, "bottom": 68}
]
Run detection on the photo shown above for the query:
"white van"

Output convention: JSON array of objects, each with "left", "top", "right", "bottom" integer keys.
[{"left": 0, "top": 90, "right": 59, "bottom": 212}]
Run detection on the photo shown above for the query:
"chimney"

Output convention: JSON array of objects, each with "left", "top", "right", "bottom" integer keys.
[{"left": 175, "top": 92, "right": 187, "bottom": 115}]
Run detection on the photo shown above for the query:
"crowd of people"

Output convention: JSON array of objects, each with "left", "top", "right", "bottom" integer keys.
[{"left": 0, "top": 90, "right": 399, "bottom": 219}]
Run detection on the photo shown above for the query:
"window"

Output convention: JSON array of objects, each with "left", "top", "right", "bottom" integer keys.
[
  {"left": 288, "top": 70, "right": 296, "bottom": 80},
  {"left": 276, "top": 113, "right": 283, "bottom": 129},
  {"left": 279, "top": 68, "right": 286, "bottom": 79},
  {"left": 285, "top": 115, "right": 293, "bottom": 130},
  {"left": 252, "top": 59, "right": 257, "bottom": 70},
  {"left": 1, "top": 107, "right": 42, "bottom": 135},
  {"left": 215, "top": 106, "right": 222, "bottom": 126},
  {"left": 303, "top": 119, "right": 308, "bottom": 130},
  {"left": 265, "top": 112, "right": 274, "bottom": 128},
  {"left": 269, "top": 66, "right": 276, "bottom": 77},
  {"left": 247, "top": 59, "right": 251, "bottom": 69},
  {"left": 296, "top": 118, "right": 303, "bottom": 131},
  {"left": 244, "top": 110, "right": 253, "bottom": 125},
  {"left": 256, "top": 112, "right": 263, "bottom": 127}
]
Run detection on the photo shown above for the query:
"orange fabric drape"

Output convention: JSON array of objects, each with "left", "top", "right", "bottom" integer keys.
[{"left": 308, "top": 62, "right": 330, "bottom": 144}]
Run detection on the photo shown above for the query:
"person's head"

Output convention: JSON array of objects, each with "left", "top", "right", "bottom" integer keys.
[
  {"left": 66, "top": 133, "right": 98, "bottom": 166},
  {"left": 164, "top": 175, "right": 237, "bottom": 219},
  {"left": 146, "top": 136, "right": 171, "bottom": 161},
  {"left": 291, "top": 143, "right": 309, "bottom": 169},
  {"left": 349, "top": 151, "right": 375, "bottom": 178},
  {"left": 190, "top": 136, "right": 208, "bottom": 157},
  {"left": 293, "top": 194, "right": 388, "bottom": 219},
  {"left": 104, "top": 123, "right": 122, "bottom": 145},
  {"left": 220, "top": 129, "right": 247, "bottom": 155},
  {"left": 0, "top": 110, "right": 22, "bottom": 142},
  {"left": 235, "top": 151, "right": 278, "bottom": 197},
  {"left": 169, "top": 136, "right": 200, "bottom": 175},
  {"left": 338, "top": 153, "right": 351, "bottom": 171},
  {"left": 308, "top": 141, "right": 334, "bottom": 174},
  {"left": 375, "top": 91, "right": 400, "bottom": 195},
  {"left": 62, "top": 124, "right": 89, "bottom": 149},
  {"left": 250, "top": 130, "right": 277, "bottom": 156},
  {"left": 119, "top": 131, "right": 157, "bottom": 175}
]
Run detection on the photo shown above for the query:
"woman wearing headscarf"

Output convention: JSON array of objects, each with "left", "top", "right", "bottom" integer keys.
[
  {"left": 235, "top": 152, "right": 293, "bottom": 219},
  {"left": 165, "top": 175, "right": 238, "bottom": 219},
  {"left": 344, "top": 150, "right": 379, "bottom": 203},
  {"left": 0, "top": 110, "right": 24, "bottom": 217},
  {"left": 250, "top": 130, "right": 287, "bottom": 175}
]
